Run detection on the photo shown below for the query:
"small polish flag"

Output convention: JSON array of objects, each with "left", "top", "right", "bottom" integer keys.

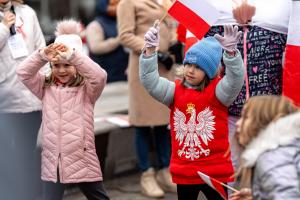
[
  {"left": 197, "top": 171, "right": 229, "bottom": 200},
  {"left": 283, "top": 1, "right": 300, "bottom": 106},
  {"left": 184, "top": 30, "right": 198, "bottom": 54},
  {"left": 168, "top": 0, "right": 220, "bottom": 40}
]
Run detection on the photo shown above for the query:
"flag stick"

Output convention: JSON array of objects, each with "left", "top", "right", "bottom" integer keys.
[
  {"left": 209, "top": 175, "right": 239, "bottom": 193},
  {"left": 198, "top": 171, "right": 240, "bottom": 193},
  {"left": 141, "top": 10, "right": 169, "bottom": 52},
  {"left": 220, "top": 182, "right": 239, "bottom": 193}
]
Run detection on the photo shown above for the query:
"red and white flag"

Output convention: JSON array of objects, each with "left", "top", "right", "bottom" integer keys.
[
  {"left": 283, "top": 1, "right": 300, "bottom": 106},
  {"left": 184, "top": 30, "right": 198, "bottom": 54},
  {"left": 197, "top": 171, "right": 228, "bottom": 200},
  {"left": 168, "top": 0, "right": 220, "bottom": 40}
]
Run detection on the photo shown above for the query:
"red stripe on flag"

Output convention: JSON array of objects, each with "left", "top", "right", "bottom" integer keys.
[
  {"left": 168, "top": 1, "right": 211, "bottom": 40},
  {"left": 211, "top": 179, "right": 228, "bottom": 200},
  {"left": 177, "top": 23, "right": 187, "bottom": 43},
  {"left": 198, "top": 171, "right": 228, "bottom": 200},
  {"left": 283, "top": 44, "right": 300, "bottom": 106}
]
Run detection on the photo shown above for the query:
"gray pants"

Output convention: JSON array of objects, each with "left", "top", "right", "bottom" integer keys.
[
  {"left": 43, "top": 179, "right": 110, "bottom": 200},
  {"left": 0, "top": 112, "right": 42, "bottom": 200}
]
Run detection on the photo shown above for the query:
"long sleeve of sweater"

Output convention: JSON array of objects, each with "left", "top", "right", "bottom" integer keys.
[
  {"left": 216, "top": 50, "right": 245, "bottom": 106},
  {"left": 139, "top": 52, "right": 175, "bottom": 106}
]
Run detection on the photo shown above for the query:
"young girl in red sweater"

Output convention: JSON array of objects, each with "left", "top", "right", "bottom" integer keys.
[{"left": 139, "top": 24, "right": 244, "bottom": 200}]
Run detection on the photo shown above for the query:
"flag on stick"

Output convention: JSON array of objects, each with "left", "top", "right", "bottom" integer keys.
[
  {"left": 168, "top": 0, "right": 220, "bottom": 40},
  {"left": 283, "top": 0, "right": 300, "bottom": 106},
  {"left": 198, "top": 171, "right": 238, "bottom": 200}
]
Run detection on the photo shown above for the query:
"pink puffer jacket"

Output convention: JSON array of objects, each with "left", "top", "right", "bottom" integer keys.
[{"left": 17, "top": 50, "right": 107, "bottom": 183}]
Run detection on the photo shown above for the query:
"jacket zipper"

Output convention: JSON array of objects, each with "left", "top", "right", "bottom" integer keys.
[{"left": 58, "top": 86, "right": 63, "bottom": 182}]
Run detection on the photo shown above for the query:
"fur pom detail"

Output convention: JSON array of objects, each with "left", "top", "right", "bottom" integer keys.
[{"left": 55, "top": 19, "right": 81, "bottom": 36}]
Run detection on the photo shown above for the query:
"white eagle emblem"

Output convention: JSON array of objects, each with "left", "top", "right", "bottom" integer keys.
[{"left": 173, "top": 104, "right": 216, "bottom": 160}]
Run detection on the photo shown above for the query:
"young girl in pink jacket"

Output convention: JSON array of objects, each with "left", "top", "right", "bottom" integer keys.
[{"left": 17, "top": 19, "right": 109, "bottom": 200}]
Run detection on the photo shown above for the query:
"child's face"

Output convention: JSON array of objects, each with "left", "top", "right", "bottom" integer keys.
[
  {"left": 51, "top": 62, "right": 77, "bottom": 84},
  {"left": 184, "top": 63, "right": 206, "bottom": 86},
  {"left": 236, "top": 111, "right": 252, "bottom": 147}
]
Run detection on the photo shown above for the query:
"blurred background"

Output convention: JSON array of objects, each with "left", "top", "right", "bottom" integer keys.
[{"left": 26, "top": 0, "right": 96, "bottom": 41}]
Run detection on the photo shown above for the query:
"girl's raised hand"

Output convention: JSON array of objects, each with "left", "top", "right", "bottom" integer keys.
[
  {"left": 52, "top": 43, "right": 73, "bottom": 63},
  {"left": 40, "top": 43, "right": 70, "bottom": 62},
  {"left": 214, "top": 25, "right": 242, "bottom": 53},
  {"left": 42, "top": 44, "right": 59, "bottom": 62},
  {"left": 144, "top": 20, "right": 160, "bottom": 48}
]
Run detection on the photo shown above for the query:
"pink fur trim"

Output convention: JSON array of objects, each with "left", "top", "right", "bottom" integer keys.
[{"left": 55, "top": 19, "right": 81, "bottom": 36}]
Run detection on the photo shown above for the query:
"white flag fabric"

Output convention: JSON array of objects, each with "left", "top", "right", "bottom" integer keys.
[{"left": 168, "top": 0, "right": 220, "bottom": 40}]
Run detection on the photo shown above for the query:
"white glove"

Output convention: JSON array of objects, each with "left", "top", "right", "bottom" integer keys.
[
  {"left": 214, "top": 25, "right": 242, "bottom": 52},
  {"left": 144, "top": 23, "right": 160, "bottom": 48}
]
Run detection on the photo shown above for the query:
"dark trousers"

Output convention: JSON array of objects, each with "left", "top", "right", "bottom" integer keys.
[
  {"left": 0, "top": 111, "right": 42, "bottom": 200},
  {"left": 177, "top": 183, "right": 227, "bottom": 200},
  {"left": 43, "top": 180, "right": 110, "bottom": 200},
  {"left": 135, "top": 125, "right": 171, "bottom": 171}
]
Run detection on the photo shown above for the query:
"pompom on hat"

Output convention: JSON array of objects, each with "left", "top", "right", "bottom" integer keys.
[
  {"left": 183, "top": 37, "right": 222, "bottom": 79},
  {"left": 54, "top": 19, "right": 83, "bottom": 52}
]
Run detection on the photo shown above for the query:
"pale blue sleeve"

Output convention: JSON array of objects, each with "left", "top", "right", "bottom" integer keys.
[
  {"left": 216, "top": 50, "right": 245, "bottom": 106},
  {"left": 139, "top": 52, "right": 175, "bottom": 106}
]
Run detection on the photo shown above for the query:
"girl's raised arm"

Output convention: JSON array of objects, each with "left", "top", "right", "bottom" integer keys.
[
  {"left": 139, "top": 24, "right": 175, "bottom": 106},
  {"left": 17, "top": 50, "right": 47, "bottom": 100}
]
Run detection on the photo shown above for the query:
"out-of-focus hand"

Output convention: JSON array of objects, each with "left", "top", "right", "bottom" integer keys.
[
  {"left": 229, "top": 188, "right": 252, "bottom": 200},
  {"left": 214, "top": 25, "right": 242, "bottom": 52},
  {"left": 144, "top": 20, "right": 160, "bottom": 48},
  {"left": 1, "top": 11, "right": 15, "bottom": 28},
  {"left": 232, "top": 0, "right": 256, "bottom": 25}
]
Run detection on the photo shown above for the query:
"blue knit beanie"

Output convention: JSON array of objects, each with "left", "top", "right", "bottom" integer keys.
[{"left": 183, "top": 37, "right": 222, "bottom": 79}]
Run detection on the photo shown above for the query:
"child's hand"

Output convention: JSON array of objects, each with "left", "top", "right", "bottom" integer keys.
[
  {"left": 41, "top": 44, "right": 59, "bottom": 62},
  {"left": 229, "top": 188, "right": 252, "bottom": 200},
  {"left": 214, "top": 25, "right": 242, "bottom": 53},
  {"left": 53, "top": 43, "right": 74, "bottom": 62},
  {"left": 144, "top": 20, "right": 160, "bottom": 48}
]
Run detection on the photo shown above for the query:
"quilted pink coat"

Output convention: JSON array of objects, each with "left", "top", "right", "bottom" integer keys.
[{"left": 17, "top": 50, "right": 107, "bottom": 183}]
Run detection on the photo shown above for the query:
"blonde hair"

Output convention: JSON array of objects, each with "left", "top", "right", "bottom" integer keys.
[
  {"left": 237, "top": 95, "right": 299, "bottom": 188},
  {"left": 44, "top": 73, "right": 84, "bottom": 87}
]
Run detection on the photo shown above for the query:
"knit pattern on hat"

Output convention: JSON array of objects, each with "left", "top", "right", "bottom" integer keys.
[{"left": 183, "top": 37, "right": 222, "bottom": 79}]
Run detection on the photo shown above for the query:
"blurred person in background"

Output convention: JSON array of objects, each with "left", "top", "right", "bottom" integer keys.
[
  {"left": 117, "top": 0, "right": 177, "bottom": 198},
  {"left": 230, "top": 95, "right": 300, "bottom": 200},
  {"left": 86, "top": 0, "right": 128, "bottom": 83},
  {"left": 0, "top": 0, "right": 46, "bottom": 199}
]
